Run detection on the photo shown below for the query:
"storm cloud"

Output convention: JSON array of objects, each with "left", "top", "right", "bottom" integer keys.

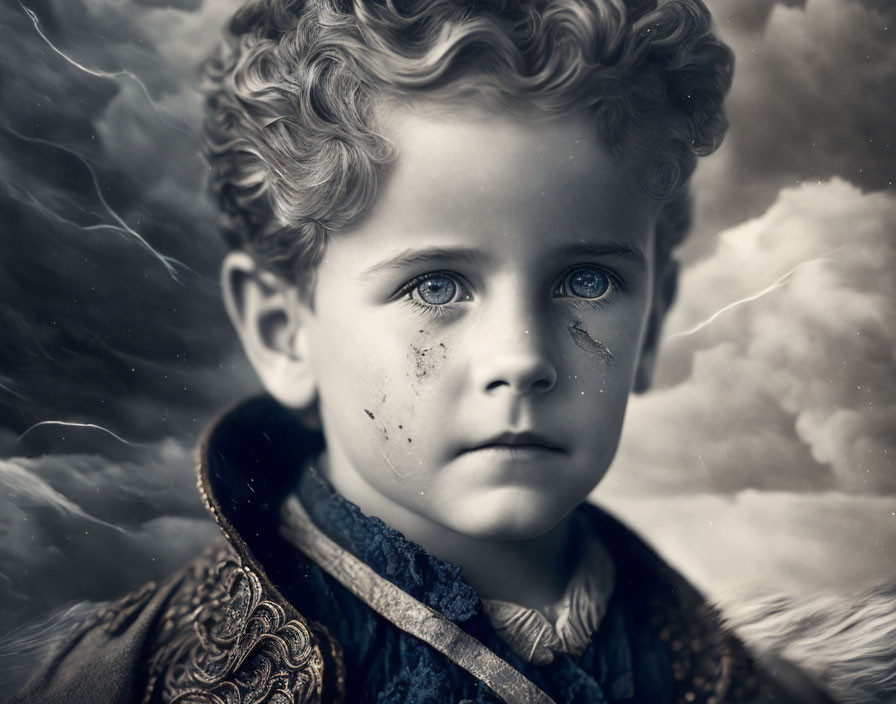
[
  {"left": 0, "top": 0, "right": 249, "bottom": 635},
  {"left": 0, "top": 0, "right": 256, "bottom": 454},
  {"left": 0, "top": 438, "right": 218, "bottom": 634}
]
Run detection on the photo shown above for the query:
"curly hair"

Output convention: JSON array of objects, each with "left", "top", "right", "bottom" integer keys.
[{"left": 203, "top": 0, "right": 733, "bottom": 295}]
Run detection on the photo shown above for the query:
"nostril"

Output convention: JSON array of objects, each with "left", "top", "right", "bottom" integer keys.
[
  {"left": 531, "top": 378, "right": 553, "bottom": 393},
  {"left": 483, "top": 372, "right": 555, "bottom": 395}
]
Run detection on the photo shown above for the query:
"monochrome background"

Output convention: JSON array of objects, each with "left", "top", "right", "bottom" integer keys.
[{"left": 1, "top": 0, "right": 893, "bottom": 641}]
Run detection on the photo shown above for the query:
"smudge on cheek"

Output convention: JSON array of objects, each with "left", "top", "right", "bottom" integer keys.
[
  {"left": 568, "top": 319, "right": 613, "bottom": 363},
  {"left": 362, "top": 407, "right": 390, "bottom": 441},
  {"left": 408, "top": 335, "right": 450, "bottom": 382}
]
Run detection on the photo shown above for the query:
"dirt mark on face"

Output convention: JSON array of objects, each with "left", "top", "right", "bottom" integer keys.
[
  {"left": 568, "top": 319, "right": 613, "bottom": 363},
  {"left": 363, "top": 407, "right": 390, "bottom": 440},
  {"left": 409, "top": 338, "right": 449, "bottom": 382}
]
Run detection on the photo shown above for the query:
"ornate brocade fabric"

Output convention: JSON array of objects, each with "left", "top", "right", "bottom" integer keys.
[{"left": 141, "top": 541, "right": 328, "bottom": 704}]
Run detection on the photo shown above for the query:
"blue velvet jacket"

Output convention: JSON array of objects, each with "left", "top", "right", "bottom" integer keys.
[{"left": 9, "top": 397, "right": 835, "bottom": 704}]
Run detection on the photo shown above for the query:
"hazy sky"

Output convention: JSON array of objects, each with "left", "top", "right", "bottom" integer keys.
[{"left": 1, "top": 0, "right": 893, "bottom": 633}]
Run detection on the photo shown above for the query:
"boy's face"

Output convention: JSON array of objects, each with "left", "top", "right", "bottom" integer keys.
[{"left": 241, "top": 108, "right": 667, "bottom": 540}]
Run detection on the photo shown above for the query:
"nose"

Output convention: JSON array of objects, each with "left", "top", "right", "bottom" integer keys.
[{"left": 472, "top": 308, "right": 558, "bottom": 397}]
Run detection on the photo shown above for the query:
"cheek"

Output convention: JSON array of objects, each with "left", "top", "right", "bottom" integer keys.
[
  {"left": 335, "top": 328, "right": 454, "bottom": 471},
  {"left": 561, "top": 308, "right": 646, "bottom": 379},
  {"left": 558, "top": 314, "right": 641, "bottom": 426}
]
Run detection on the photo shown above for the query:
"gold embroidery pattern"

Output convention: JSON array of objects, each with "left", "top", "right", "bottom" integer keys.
[{"left": 143, "top": 541, "right": 325, "bottom": 704}]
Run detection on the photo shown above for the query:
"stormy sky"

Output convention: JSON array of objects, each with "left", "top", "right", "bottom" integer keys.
[{"left": 0, "top": 0, "right": 893, "bottom": 636}]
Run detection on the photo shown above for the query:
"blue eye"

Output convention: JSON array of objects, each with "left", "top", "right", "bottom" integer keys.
[
  {"left": 559, "top": 266, "right": 612, "bottom": 299},
  {"left": 414, "top": 273, "right": 458, "bottom": 305}
]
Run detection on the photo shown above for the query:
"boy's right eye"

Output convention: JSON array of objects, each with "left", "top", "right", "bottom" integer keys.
[
  {"left": 416, "top": 273, "right": 458, "bottom": 305},
  {"left": 395, "top": 271, "right": 473, "bottom": 307}
]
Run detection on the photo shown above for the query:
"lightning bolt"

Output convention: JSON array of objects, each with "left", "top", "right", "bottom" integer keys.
[
  {"left": 2, "top": 124, "right": 194, "bottom": 283},
  {"left": 3, "top": 175, "right": 141, "bottom": 243},
  {"left": 666, "top": 250, "right": 844, "bottom": 341},
  {"left": 18, "top": 2, "right": 192, "bottom": 137},
  {"left": 17, "top": 421, "right": 146, "bottom": 447},
  {"left": 1, "top": 175, "right": 219, "bottom": 293}
]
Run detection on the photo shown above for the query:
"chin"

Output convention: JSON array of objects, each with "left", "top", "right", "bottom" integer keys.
[{"left": 436, "top": 488, "right": 576, "bottom": 541}]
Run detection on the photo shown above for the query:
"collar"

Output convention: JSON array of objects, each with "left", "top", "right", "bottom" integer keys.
[
  {"left": 293, "top": 460, "right": 616, "bottom": 666},
  {"left": 481, "top": 511, "right": 616, "bottom": 665},
  {"left": 295, "top": 460, "right": 482, "bottom": 621}
]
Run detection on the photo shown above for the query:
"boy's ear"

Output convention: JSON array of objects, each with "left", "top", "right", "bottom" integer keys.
[
  {"left": 221, "top": 251, "right": 317, "bottom": 409},
  {"left": 633, "top": 257, "right": 679, "bottom": 394}
]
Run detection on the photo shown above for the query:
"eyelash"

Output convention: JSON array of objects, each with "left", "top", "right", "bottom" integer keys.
[{"left": 392, "top": 265, "right": 623, "bottom": 319}]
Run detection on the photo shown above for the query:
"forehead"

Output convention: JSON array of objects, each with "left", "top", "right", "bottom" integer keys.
[{"left": 339, "top": 105, "right": 659, "bottom": 266}]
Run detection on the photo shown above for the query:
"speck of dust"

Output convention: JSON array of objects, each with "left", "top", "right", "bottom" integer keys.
[{"left": 364, "top": 409, "right": 375, "bottom": 420}]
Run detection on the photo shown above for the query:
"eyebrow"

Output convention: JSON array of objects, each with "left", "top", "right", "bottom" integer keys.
[
  {"left": 359, "top": 240, "right": 648, "bottom": 281},
  {"left": 550, "top": 242, "right": 649, "bottom": 268},
  {"left": 359, "top": 247, "right": 490, "bottom": 281}
]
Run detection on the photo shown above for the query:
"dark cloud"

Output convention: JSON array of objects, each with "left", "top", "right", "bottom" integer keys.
[
  {"left": 0, "top": 0, "right": 245, "bottom": 632},
  {"left": 0, "top": 0, "right": 257, "bottom": 451},
  {"left": 0, "top": 439, "right": 219, "bottom": 634}
]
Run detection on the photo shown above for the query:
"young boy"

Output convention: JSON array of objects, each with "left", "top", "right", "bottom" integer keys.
[{"left": 10, "top": 0, "right": 836, "bottom": 702}]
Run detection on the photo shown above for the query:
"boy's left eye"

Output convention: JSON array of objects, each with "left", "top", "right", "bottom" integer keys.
[{"left": 554, "top": 265, "right": 614, "bottom": 300}]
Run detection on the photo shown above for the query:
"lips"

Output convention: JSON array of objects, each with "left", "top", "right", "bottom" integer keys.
[{"left": 463, "top": 431, "right": 566, "bottom": 454}]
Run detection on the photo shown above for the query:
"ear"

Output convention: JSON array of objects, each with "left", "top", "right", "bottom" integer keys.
[
  {"left": 633, "top": 256, "right": 678, "bottom": 394},
  {"left": 221, "top": 251, "right": 317, "bottom": 409}
]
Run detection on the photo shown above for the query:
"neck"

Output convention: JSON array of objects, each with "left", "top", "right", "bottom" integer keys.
[
  {"left": 431, "top": 515, "right": 575, "bottom": 610},
  {"left": 318, "top": 452, "right": 575, "bottom": 611}
]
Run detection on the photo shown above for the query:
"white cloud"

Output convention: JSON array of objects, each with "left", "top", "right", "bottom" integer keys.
[{"left": 610, "top": 179, "right": 896, "bottom": 496}]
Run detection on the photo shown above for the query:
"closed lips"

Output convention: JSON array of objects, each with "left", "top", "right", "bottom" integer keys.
[{"left": 465, "top": 432, "right": 565, "bottom": 453}]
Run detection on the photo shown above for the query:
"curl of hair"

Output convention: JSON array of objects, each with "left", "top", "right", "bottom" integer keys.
[{"left": 203, "top": 0, "right": 733, "bottom": 292}]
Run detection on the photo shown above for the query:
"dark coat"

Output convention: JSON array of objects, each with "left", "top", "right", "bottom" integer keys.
[{"left": 8, "top": 397, "right": 836, "bottom": 704}]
